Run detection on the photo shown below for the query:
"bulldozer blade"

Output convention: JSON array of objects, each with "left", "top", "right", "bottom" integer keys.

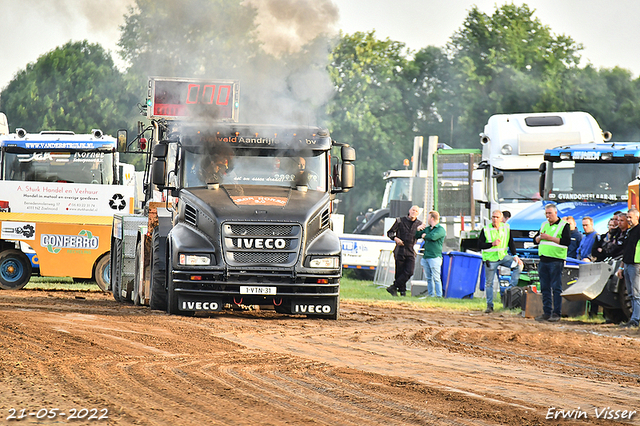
[{"left": 561, "top": 262, "right": 614, "bottom": 301}]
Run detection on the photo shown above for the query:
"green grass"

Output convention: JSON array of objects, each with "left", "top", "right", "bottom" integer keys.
[
  {"left": 24, "top": 276, "right": 101, "bottom": 291},
  {"left": 340, "top": 276, "right": 489, "bottom": 312}
]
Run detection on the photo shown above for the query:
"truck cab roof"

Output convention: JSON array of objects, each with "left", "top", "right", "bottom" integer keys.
[
  {"left": 545, "top": 142, "right": 640, "bottom": 162},
  {"left": 0, "top": 130, "right": 116, "bottom": 151}
]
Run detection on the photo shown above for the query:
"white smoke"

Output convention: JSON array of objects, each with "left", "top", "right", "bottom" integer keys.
[{"left": 243, "top": 0, "right": 339, "bottom": 57}]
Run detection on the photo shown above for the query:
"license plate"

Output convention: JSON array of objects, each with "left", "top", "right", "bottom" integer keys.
[
  {"left": 524, "top": 242, "right": 535, "bottom": 249},
  {"left": 240, "top": 286, "right": 277, "bottom": 295}
]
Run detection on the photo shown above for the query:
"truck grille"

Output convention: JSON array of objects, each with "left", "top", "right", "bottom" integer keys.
[
  {"left": 232, "top": 252, "right": 290, "bottom": 263},
  {"left": 229, "top": 224, "right": 292, "bottom": 236},
  {"left": 222, "top": 222, "right": 301, "bottom": 268}
]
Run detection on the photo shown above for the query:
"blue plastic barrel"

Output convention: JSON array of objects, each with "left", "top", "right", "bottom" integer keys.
[{"left": 441, "top": 251, "right": 483, "bottom": 299}]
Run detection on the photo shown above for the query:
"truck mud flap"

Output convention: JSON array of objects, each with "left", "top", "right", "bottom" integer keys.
[
  {"left": 561, "top": 263, "right": 614, "bottom": 302},
  {"left": 291, "top": 298, "right": 337, "bottom": 316},
  {"left": 177, "top": 295, "right": 223, "bottom": 312}
]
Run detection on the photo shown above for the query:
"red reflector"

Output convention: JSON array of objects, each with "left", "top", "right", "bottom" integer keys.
[
  {"left": 190, "top": 275, "right": 202, "bottom": 281},
  {"left": 317, "top": 279, "right": 328, "bottom": 284}
]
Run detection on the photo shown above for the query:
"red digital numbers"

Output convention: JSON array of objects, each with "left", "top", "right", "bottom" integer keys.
[
  {"left": 186, "top": 84, "right": 231, "bottom": 106},
  {"left": 150, "top": 78, "right": 237, "bottom": 120}
]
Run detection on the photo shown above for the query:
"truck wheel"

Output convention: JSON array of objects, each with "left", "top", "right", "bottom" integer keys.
[
  {"left": 603, "top": 308, "right": 626, "bottom": 324},
  {"left": 149, "top": 228, "right": 168, "bottom": 311},
  {"left": 111, "top": 237, "right": 124, "bottom": 302},
  {"left": 0, "top": 249, "right": 32, "bottom": 290},
  {"left": 133, "top": 240, "right": 143, "bottom": 305},
  {"left": 94, "top": 254, "right": 110, "bottom": 292}
]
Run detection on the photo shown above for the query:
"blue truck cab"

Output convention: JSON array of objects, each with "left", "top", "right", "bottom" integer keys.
[{"left": 508, "top": 142, "right": 640, "bottom": 257}]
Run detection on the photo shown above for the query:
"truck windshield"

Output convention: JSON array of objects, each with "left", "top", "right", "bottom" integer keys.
[
  {"left": 381, "top": 177, "right": 411, "bottom": 209},
  {"left": 3, "top": 151, "right": 114, "bottom": 184},
  {"left": 182, "top": 150, "right": 327, "bottom": 191},
  {"left": 546, "top": 161, "right": 637, "bottom": 202},
  {"left": 495, "top": 169, "right": 542, "bottom": 202}
]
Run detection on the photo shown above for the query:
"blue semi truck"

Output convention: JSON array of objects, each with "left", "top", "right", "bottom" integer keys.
[{"left": 507, "top": 142, "right": 640, "bottom": 321}]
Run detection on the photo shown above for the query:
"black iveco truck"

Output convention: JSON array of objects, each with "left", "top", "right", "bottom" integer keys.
[{"left": 110, "top": 78, "right": 355, "bottom": 319}]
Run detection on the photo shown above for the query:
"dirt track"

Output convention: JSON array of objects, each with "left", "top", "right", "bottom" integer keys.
[{"left": 1, "top": 290, "right": 639, "bottom": 425}]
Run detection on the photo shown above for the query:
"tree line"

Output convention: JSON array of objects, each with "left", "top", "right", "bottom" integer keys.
[{"left": 2, "top": 2, "right": 640, "bottom": 230}]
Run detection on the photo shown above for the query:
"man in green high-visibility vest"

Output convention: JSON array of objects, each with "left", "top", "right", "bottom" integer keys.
[
  {"left": 478, "top": 210, "right": 522, "bottom": 313},
  {"left": 533, "top": 204, "right": 571, "bottom": 322}
]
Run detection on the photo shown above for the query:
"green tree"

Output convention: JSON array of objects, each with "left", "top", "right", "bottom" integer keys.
[
  {"left": 562, "top": 66, "right": 640, "bottom": 140},
  {"left": 327, "top": 31, "right": 415, "bottom": 229},
  {"left": 404, "top": 45, "right": 458, "bottom": 147},
  {"left": 443, "top": 4, "right": 584, "bottom": 147},
  {"left": 1, "top": 41, "right": 136, "bottom": 135},
  {"left": 119, "top": 0, "right": 260, "bottom": 84}
]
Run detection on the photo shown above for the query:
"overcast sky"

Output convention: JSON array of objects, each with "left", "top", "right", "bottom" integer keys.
[{"left": 1, "top": 0, "right": 639, "bottom": 91}]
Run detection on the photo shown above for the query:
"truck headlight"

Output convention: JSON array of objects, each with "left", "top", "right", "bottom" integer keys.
[
  {"left": 179, "top": 254, "right": 211, "bottom": 266},
  {"left": 309, "top": 257, "right": 340, "bottom": 268}
]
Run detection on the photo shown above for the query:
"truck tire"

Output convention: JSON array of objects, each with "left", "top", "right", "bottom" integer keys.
[
  {"left": 0, "top": 249, "right": 32, "bottom": 290},
  {"left": 603, "top": 308, "right": 626, "bottom": 324},
  {"left": 149, "top": 228, "right": 168, "bottom": 311},
  {"left": 94, "top": 254, "right": 110, "bottom": 292},
  {"left": 111, "top": 237, "right": 124, "bottom": 302},
  {"left": 133, "top": 240, "right": 143, "bottom": 305}
]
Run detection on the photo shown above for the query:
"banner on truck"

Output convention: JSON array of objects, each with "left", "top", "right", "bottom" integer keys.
[{"left": 0, "top": 182, "right": 135, "bottom": 216}]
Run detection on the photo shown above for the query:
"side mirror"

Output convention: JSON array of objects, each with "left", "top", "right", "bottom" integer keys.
[
  {"left": 341, "top": 146, "right": 356, "bottom": 162},
  {"left": 341, "top": 162, "right": 355, "bottom": 190},
  {"left": 538, "top": 162, "right": 547, "bottom": 173},
  {"left": 492, "top": 169, "right": 504, "bottom": 184},
  {"left": 153, "top": 143, "right": 168, "bottom": 159},
  {"left": 152, "top": 159, "right": 166, "bottom": 187}
]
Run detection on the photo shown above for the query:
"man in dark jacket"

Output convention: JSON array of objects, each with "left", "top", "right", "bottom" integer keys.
[{"left": 386, "top": 205, "right": 425, "bottom": 296}]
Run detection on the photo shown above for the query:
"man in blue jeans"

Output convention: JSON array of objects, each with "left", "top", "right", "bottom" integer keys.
[
  {"left": 533, "top": 204, "right": 570, "bottom": 322},
  {"left": 416, "top": 210, "right": 446, "bottom": 297},
  {"left": 478, "top": 210, "right": 522, "bottom": 313}
]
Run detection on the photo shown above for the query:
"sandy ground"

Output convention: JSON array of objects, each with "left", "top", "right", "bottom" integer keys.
[{"left": 1, "top": 290, "right": 639, "bottom": 425}]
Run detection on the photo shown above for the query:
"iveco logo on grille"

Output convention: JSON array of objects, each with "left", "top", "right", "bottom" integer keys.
[{"left": 235, "top": 238, "right": 286, "bottom": 249}]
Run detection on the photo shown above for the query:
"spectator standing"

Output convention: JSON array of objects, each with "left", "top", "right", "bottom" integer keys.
[
  {"left": 534, "top": 204, "right": 570, "bottom": 322},
  {"left": 386, "top": 205, "right": 424, "bottom": 297},
  {"left": 616, "top": 209, "right": 640, "bottom": 328},
  {"left": 612, "top": 211, "right": 622, "bottom": 234},
  {"left": 577, "top": 217, "right": 597, "bottom": 261},
  {"left": 502, "top": 211, "right": 511, "bottom": 222},
  {"left": 478, "top": 210, "right": 523, "bottom": 313},
  {"left": 563, "top": 216, "right": 582, "bottom": 259},
  {"left": 592, "top": 218, "right": 622, "bottom": 262},
  {"left": 415, "top": 211, "right": 446, "bottom": 297}
]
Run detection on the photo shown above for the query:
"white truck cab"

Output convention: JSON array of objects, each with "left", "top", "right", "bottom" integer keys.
[{"left": 472, "top": 112, "right": 609, "bottom": 226}]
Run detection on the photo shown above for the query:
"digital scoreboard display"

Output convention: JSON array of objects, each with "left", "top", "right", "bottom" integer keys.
[{"left": 147, "top": 77, "right": 239, "bottom": 122}]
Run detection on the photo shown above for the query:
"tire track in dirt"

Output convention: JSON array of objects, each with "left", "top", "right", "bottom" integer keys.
[{"left": 1, "top": 291, "right": 638, "bottom": 425}]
